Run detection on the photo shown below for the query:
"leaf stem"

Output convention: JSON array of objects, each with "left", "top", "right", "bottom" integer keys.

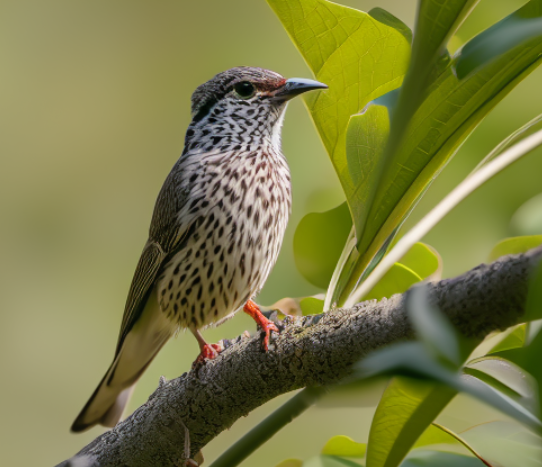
[
  {"left": 208, "top": 387, "right": 327, "bottom": 467},
  {"left": 431, "top": 423, "right": 494, "bottom": 467}
]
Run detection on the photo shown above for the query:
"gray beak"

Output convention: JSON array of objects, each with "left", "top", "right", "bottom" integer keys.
[{"left": 273, "top": 78, "right": 328, "bottom": 101}]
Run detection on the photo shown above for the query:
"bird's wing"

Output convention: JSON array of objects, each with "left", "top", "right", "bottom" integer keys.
[
  {"left": 114, "top": 166, "right": 195, "bottom": 356},
  {"left": 114, "top": 240, "right": 166, "bottom": 356}
]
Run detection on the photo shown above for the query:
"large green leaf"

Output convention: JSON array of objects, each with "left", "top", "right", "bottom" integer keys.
[
  {"left": 386, "top": 0, "right": 481, "bottom": 163},
  {"left": 345, "top": 91, "right": 396, "bottom": 239},
  {"left": 294, "top": 202, "right": 352, "bottom": 289},
  {"left": 488, "top": 236, "right": 542, "bottom": 262},
  {"left": 465, "top": 356, "right": 538, "bottom": 414},
  {"left": 459, "top": 421, "right": 542, "bottom": 467},
  {"left": 340, "top": 0, "right": 542, "bottom": 302},
  {"left": 365, "top": 0, "right": 481, "bottom": 251},
  {"left": 267, "top": 0, "right": 411, "bottom": 225},
  {"left": 366, "top": 377, "right": 457, "bottom": 467}
]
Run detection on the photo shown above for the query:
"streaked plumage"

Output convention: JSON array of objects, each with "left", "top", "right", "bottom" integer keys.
[{"left": 71, "top": 67, "right": 327, "bottom": 432}]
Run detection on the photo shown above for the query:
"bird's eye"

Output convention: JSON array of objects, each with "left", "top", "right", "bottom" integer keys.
[{"left": 234, "top": 81, "right": 256, "bottom": 99}]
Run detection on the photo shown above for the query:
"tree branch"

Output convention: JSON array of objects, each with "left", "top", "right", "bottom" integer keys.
[{"left": 57, "top": 246, "right": 542, "bottom": 467}]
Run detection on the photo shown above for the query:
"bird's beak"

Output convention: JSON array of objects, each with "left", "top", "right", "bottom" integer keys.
[{"left": 272, "top": 78, "right": 328, "bottom": 102}]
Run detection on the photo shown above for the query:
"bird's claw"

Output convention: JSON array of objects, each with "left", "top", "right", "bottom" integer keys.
[
  {"left": 192, "top": 343, "right": 222, "bottom": 368},
  {"left": 260, "top": 318, "right": 279, "bottom": 351},
  {"left": 243, "top": 299, "right": 279, "bottom": 351}
]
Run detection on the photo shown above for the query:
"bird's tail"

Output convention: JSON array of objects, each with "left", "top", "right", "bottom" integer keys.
[{"left": 71, "top": 302, "right": 173, "bottom": 432}]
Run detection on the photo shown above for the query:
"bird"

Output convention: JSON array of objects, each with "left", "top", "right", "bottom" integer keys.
[{"left": 70, "top": 66, "right": 327, "bottom": 432}]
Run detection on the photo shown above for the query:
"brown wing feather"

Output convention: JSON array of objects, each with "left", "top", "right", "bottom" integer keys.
[
  {"left": 114, "top": 163, "right": 192, "bottom": 355},
  {"left": 115, "top": 241, "right": 166, "bottom": 356}
]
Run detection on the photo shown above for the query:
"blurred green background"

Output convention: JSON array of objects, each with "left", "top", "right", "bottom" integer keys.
[{"left": 1, "top": 0, "right": 542, "bottom": 465}]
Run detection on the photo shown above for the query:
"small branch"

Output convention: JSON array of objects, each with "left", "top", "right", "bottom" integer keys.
[{"left": 57, "top": 247, "right": 542, "bottom": 467}]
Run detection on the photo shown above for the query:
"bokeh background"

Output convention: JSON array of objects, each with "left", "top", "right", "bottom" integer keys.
[{"left": 1, "top": 0, "right": 542, "bottom": 465}]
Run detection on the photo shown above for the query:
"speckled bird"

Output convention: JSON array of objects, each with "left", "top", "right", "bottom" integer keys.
[{"left": 71, "top": 67, "right": 327, "bottom": 432}]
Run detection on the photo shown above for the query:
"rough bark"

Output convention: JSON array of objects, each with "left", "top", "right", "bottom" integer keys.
[{"left": 57, "top": 246, "right": 542, "bottom": 467}]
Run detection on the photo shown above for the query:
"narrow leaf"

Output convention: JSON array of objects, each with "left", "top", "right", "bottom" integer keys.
[
  {"left": 408, "top": 285, "right": 462, "bottom": 367},
  {"left": 457, "top": 2, "right": 542, "bottom": 78},
  {"left": 366, "top": 376, "right": 456, "bottom": 467}
]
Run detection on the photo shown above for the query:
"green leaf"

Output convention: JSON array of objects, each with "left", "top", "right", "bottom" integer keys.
[
  {"left": 322, "top": 436, "right": 367, "bottom": 458},
  {"left": 363, "top": 263, "right": 422, "bottom": 302},
  {"left": 398, "top": 243, "right": 441, "bottom": 281},
  {"left": 465, "top": 356, "right": 538, "bottom": 413},
  {"left": 429, "top": 423, "right": 494, "bottom": 466},
  {"left": 457, "top": 7, "right": 542, "bottom": 78},
  {"left": 400, "top": 451, "right": 482, "bottom": 467},
  {"left": 267, "top": 0, "right": 411, "bottom": 233},
  {"left": 366, "top": 377, "right": 457, "bottom": 467},
  {"left": 357, "top": 242, "right": 441, "bottom": 301},
  {"left": 356, "top": 342, "right": 542, "bottom": 433},
  {"left": 488, "top": 324, "right": 527, "bottom": 354},
  {"left": 410, "top": 0, "right": 480, "bottom": 67},
  {"left": 524, "top": 324, "right": 542, "bottom": 414},
  {"left": 459, "top": 421, "right": 542, "bottom": 467},
  {"left": 299, "top": 297, "right": 325, "bottom": 316},
  {"left": 354, "top": 0, "right": 478, "bottom": 282},
  {"left": 293, "top": 202, "right": 352, "bottom": 289},
  {"left": 387, "top": 0, "right": 481, "bottom": 153},
  {"left": 511, "top": 192, "right": 542, "bottom": 236},
  {"left": 414, "top": 424, "right": 460, "bottom": 449},
  {"left": 488, "top": 236, "right": 542, "bottom": 262},
  {"left": 340, "top": 0, "right": 542, "bottom": 304},
  {"left": 345, "top": 91, "right": 395, "bottom": 240}
]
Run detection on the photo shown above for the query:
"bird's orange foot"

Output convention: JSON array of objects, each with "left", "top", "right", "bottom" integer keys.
[
  {"left": 243, "top": 300, "right": 279, "bottom": 351},
  {"left": 192, "top": 343, "right": 222, "bottom": 368}
]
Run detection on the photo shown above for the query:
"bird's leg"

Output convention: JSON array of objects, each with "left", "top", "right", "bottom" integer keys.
[
  {"left": 191, "top": 329, "right": 222, "bottom": 366},
  {"left": 243, "top": 299, "right": 279, "bottom": 351}
]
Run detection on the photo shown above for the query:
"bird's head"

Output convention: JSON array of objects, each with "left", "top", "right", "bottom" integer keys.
[{"left": 184, "top": 66, "right": 327, "bottom": 153}]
